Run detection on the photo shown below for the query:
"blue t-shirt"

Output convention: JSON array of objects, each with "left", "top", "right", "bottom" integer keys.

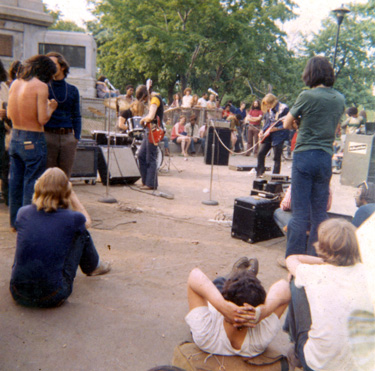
[
  {"left": 11, "top": 205, "right": 86, "bottom": 287},
  {"left": 352, "top": 203, "right": 375, "bottom": 228}
]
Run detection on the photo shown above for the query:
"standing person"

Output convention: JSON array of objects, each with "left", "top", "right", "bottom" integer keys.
[
  {"left": 185, "top": 114, "right": 201, "bottom": 155},
  {"left": 170, "top": 93, "right": 181, "bottom": 108},
  {"left": 0, "top": 60, "right": 9, "bottom": 205},
  {"left": 283, "top": 56, "right": 345, "bottom": 257},
  {"left": 256, "top": 94, "right": 289, "bottom": 177},
  {"left": 245, "top": 100, "right": 263, "bottom": 156},
  {"left": 181, "top": 88, "right": 193, "bottom": 108},
  {"left": 7, "top": 55, "right": 58, "bottom": 228},
  {"left": 44, "top": 52, "right": 81, "bottom": 178},
  {"left": 10, "top": 167, "right": 110, "bottom": 308},
  {"left": 197, "top": 92, "right": 208, "bottom": 108},
  {"left": 206, "top": 94, "right": 217, "bottom": 109},
  {"left": 138, "top": 84, "right": 164, "bottom": 190},
  {"left": 171, "top": 116, "right": 191, "bottom": 158}
]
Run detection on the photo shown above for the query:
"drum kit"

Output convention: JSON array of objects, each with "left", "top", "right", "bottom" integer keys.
[{"left": 93, "top": 100, "right": 165, "bottom": 169}]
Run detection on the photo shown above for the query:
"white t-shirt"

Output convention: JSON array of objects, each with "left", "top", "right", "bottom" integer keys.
[
  {"left": 181, "top": 95, "right": 193, "bottom": 108},
  {"left": 295, "top": 263, "right": 373, "bottom": 371},
  {"left": 185, "top": 304, "right": 281, "bottom": 357},
  {"left": 197, "top": 97, "right": 208, "bottom": 107}
]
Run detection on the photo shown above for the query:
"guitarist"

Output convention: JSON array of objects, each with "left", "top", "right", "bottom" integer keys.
[
  {"left": 256, "top": 94, "right": 289, "bottom": 178},
  {"left": 137, "top": 83, "right": 164, "bottom": 190}
]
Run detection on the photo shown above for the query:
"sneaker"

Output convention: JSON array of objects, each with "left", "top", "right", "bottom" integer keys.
[
  {"left": 228, "top": 257, "right": 250, "bottom": 278},
  {"left": 87, "top": 261, "right": 111, "bottom": 276},
  {"left": 248, "top": 258, "right": 259, "bottom": 276}
]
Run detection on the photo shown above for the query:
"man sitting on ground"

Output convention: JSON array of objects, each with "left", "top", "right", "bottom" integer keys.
[{"left": 185, "top": 257, "right": 290, "bottom": 357}]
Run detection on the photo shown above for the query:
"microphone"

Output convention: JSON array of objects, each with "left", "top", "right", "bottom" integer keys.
[
  {"left": 105, "top": 79, "right": 116, "bottom": 91},
  {"left": 208, "top": 88, "right": 218, "bottom": 96}
]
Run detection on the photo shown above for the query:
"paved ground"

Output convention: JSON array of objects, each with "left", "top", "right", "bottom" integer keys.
[{"left": 0, "top": 152, "right": 358, "bottom": 371}]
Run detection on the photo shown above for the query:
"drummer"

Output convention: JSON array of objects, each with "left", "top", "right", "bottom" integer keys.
[{"left": 118, "top": 100, "right": 146, "bottom": 133}]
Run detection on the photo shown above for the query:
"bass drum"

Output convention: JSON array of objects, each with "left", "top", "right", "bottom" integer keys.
[{"left": 134, "top": 142, "right": 164, "bottom": 170}]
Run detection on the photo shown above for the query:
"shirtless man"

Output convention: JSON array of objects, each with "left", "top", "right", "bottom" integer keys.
[{"left": 7, "top": 55, "right": 57, "bottom": 227}]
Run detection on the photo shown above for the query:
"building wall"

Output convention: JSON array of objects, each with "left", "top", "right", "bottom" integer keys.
[{"left": 0, "top": 0, "right": 97, "bottom": 98}]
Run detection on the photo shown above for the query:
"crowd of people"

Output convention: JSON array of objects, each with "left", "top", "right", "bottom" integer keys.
[{"left": 1, "top": 53, "right": 374, "bottom": 371}]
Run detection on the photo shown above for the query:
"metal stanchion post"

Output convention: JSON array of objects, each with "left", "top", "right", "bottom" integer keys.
[{"left": 202, "top": 126, "right": 219, "bottom": 206}]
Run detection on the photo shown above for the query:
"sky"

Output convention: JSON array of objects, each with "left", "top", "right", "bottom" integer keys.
[{"left": 42, "top": 0, "right": 363, "bottom": 45}]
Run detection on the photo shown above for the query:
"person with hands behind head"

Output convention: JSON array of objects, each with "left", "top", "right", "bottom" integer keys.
[{"left": 186, "top": 257, "right": 290, "bottom": 357}]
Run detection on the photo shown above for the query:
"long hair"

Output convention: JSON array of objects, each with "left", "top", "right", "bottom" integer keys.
[
  {"left": 20, "top": 55, "right": 57, "bottom": 83},
  {"left": 251, "top": 100, "right": 261, "bottom": 110},
  {"left": 8, "top": 60, "right": 22, "bottom": 81},
  {"left": 302, "top": 56, "right": 335, "bottom": 88},
  {"left": 130, "top": 100, "right": 146, "bottom": 116},
  {"left": 0, "top": 59, "right": 8, "bottom": 83},
  {"left": 33, "top": 168, "right": 72, "bottom": 212},
  {"left": 315, "top": 219, "right": 361, "bottom": 266},
  {"left": 135, "top": 85, "right": 149, "bottom": 102},
  {"left": 261, "top": 94, "right": 278, "bottom": 112},
  {"left": 46, "top": 51, "right": 70, "bottom": 77}
]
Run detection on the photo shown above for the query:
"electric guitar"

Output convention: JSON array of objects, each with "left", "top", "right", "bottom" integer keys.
[{"left": 147, "top": 116, "right": 165, "bottom": 145}]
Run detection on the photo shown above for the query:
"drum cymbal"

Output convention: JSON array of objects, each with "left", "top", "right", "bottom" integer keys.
[
  {"left": 103, "top": 97, "right": 118, "bottom": 110},
  {"left": 103, "top": 97, "right": 131, "bottom": 111}
]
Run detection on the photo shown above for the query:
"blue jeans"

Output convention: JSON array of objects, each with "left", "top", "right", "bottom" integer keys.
[
  {"left": 10, "top": 230, "right": 99, "bottom": 308},
  {"left": 283, "top": 280, "right": 313, "bottom": 371},
  {"left": 273, "top": 208, "right": 292, "bottom": 235},
  {"left": 286, "top": 150, "right": 331, "bottom": 257},
  {"left": 9, "top": 130, "right": 47, "bottom": 227},
  {"left": 138, "top": 132, "right": 158, "bottom": 189},
  {"left": 189, "top": 137, "right": 202, "bottom": 153}
]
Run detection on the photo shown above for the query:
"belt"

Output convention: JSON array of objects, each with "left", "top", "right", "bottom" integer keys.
[{"left": 45, "top": 127, "right": 73, "bottom": 135}]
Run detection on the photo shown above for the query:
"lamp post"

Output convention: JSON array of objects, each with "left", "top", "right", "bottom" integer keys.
[{"left": 332, "top": 5, "right": 350, "bottom": 72}]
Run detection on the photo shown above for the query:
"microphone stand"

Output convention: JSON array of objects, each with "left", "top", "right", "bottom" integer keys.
[
  {"left": 202, "top": 122, "right": 219, "bottom": 206},
  {"left": 98, "top": 98, "right": 117, "bottom": 204}
]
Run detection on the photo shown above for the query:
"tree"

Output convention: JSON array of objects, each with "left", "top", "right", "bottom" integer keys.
[
  {"left": 43, "top": 4, "right": 86, "bottom": 32},
  {"left": 302, "top": 1, "right": 375, "bottom": 109},
  {"left": 89, "top": 0, "right": 299, "bottom": 104}
]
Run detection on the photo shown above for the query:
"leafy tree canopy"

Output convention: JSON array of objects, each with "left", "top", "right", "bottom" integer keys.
[
  {"left": 88, "top": 0, "right": 301, "bottom": 104},
  {"left": 302, "top": 1, "right": 375, "bottom": 110},
  {"left": 43, "top": 4, "right": 86, "bottom": 32}
]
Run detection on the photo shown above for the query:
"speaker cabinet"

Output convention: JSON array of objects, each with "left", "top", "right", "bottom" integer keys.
[
  {"left": 71, "top": 140, "right": 98, "bottom": 180},
  {"left": 204, "top": 126, "right": 231, "bottom": 166},
  {"left": 98, "top": 146, "right": 141, "bottom": 185},
  {"left": 341, "top": 134, "right": 375, "bottom": 186},
  {"left": 231, "top": 196, "right": 283, "bottom": 243}
]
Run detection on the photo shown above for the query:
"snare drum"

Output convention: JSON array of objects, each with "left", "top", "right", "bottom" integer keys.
[{"left": 127, "top": 116, "right": 144, "bottom": 136}]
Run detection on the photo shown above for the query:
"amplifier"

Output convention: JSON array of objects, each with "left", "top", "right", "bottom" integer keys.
[
  {"left": 262, "top": 174, "right": 290, "bottom": 183},
  {"left": 231, "top": 196, "right": 283, "bottom": 243},
  {"left": 204, "top": 126, "right": 231, "bottom": 166},
  {"left": 265, "top": 181, "right": 284, "bottom": 194},
  {"left": 209, "top": 119, "right": 231, "bottom": 129},
  {"left": 70, "top": 140, "right": 98, "bottom": 183},
  {"left": 253, "top": 179, "right": 267, "bottom": 190}
]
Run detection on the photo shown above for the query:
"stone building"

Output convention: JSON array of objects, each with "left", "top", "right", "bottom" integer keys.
[{"left": 0, "top": 0, "right": 97, "bottom": 97}]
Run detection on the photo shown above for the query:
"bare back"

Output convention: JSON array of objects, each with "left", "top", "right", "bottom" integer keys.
[{"left": 8, "top": 78, "right": 55, "bottom": 132}]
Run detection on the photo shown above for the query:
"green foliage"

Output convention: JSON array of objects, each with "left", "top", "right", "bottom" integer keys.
[
  {"left": 43, "top": 3, "right": 86, "bottom": 32},
  {"left": 89, "top": 0, "right": 299, "bottom": 104},
  {"left": 302, "top": 2, "right": 375, "bottom": 110}
]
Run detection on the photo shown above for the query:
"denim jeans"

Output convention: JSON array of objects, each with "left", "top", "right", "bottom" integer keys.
[
  {"left": 10, "top": 230, "right": 99, "bottom": 308},
  {"left": 283, "top": 280, "right": 313, "bottom": 371},
  {"left": 9, "top": 130, "right": 47, "bottom": 227},
  {"left": 257, "top": 139, "right": 284, "bottom": 176},
  {"left": 138, "top": 133, "right": 158, "bottom": 189},
  {"left": 273, "top": 208, "right": 292, "bottom": 235},
  {"left": 189, "top": 137, "right": 202, "bottom": 153},
  {"left": 286, "top": 150, "right": 331, "bottom": 257}
]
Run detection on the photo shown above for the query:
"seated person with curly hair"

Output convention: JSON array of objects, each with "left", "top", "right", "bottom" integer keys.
[{"left": 185, "top": 258, "right": 290, "bottom": 356}]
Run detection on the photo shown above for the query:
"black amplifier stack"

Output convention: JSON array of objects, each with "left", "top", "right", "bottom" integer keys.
[{"left": 231, "top": 175, "right": 290, "bottom": 243}]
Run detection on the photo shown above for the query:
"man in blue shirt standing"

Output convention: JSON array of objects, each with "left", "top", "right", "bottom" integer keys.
[{"left": 44, "top": 52, "right": 81, "bottom": 177}]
